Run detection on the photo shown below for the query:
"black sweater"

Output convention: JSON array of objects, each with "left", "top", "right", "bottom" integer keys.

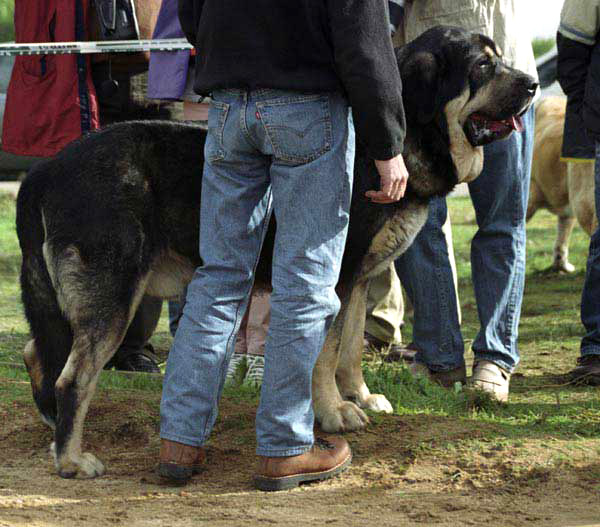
[{"left": 177, "top": 0, "right": 406, "bottom": 160}]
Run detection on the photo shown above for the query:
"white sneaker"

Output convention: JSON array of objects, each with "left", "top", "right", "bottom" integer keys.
[
  {"left": 471, "top": 360, "right": 510, "bottom": 402},
  {"left": 244, "top": 355, "right": 264, "bottom": 386},
  {"left": 226, "top": 353, "right": 246, "bottom": 382}
]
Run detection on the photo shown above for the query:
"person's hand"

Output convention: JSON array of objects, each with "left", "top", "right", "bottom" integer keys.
[{"left": 365, "top": 154, "right": 409, "bottom": 204}]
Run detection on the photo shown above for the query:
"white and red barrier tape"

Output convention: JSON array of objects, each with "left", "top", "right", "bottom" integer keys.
[{"left": 0, "top": 38, "right": 192, "bottom": 56}]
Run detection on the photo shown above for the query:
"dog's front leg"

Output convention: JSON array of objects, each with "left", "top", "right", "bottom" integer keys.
[
  {"left": 313, "top": 298, "right": 369, "bottom": 433},
  {"left": 335, "top": 279, "right": 393, "bottom": 414}
]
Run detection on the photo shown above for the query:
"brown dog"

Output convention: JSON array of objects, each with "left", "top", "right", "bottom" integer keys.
[{"left": 527, "top": 96, "right": 596, "bottom": 272}]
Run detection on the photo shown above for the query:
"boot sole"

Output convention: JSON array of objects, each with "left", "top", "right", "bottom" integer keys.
[
  {"left": 254, "top": 453, "right": 352, "bottom": 492},
  {"left": 157, "top": 462, "right": 204, "bottom": 484}
]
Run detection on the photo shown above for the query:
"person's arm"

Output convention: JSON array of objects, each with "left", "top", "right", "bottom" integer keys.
[
  {"left": 556, "top": 0, "right": 599, "bottom": 107},
  {"left": 327, "top": 0, "right": 408, "bottom": 201},
  {"left": 177, "top": 0, "right": 204, "bottom": 45},
  {"left": 556, "top": 32, "right": 592, "bottom": 113}
]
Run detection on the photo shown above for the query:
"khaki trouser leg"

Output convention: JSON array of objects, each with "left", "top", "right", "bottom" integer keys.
[{"left": 365, "top": 263, "right": 404, "bottom": 345}]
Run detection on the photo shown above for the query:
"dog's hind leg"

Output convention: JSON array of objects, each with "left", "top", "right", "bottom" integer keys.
[
  {"left": 52, "top": 321, "right": 133, "bottom": 478},
  {"left": 553, "top": 215, "right": 576, "bottom": 273},
  {"left": 47, "top": 244, "right": 150, "bottom": 478},
  {"left": 335, "top": 279, "right": 393, "bottom": 415},
  {"left": 526, "top": 179, "right": 544, "bottom": 222},
  {"left": 20, "top": 248, "right": 74, "bottom": 429},
  {"left": 313, "top": 294, "right": 369, "bottom": 433},
  {"left": 51, "top": 278, "right": 149, "bottom": 479}
]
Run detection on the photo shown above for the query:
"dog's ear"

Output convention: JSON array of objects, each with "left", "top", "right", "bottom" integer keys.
[{"left": 400, "top": 51, "right": 441, "bottom": 124}]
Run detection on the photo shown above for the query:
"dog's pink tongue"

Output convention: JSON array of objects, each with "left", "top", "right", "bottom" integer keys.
[{"left": 510, "top": 115, "right": 524, "bottom": 132}]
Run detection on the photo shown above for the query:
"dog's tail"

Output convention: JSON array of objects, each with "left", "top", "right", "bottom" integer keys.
[{"left": 16, "top": 164, "right": 72, "bottom": 428}]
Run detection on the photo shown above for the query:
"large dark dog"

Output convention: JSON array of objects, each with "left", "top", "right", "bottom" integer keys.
[{"left": 17, "top": 26, "right": 536, "bottom": 478}]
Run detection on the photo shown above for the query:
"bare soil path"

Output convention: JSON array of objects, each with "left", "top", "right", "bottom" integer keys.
[{"left": 1, "top": 388, "right": 599, "bottom": 527}]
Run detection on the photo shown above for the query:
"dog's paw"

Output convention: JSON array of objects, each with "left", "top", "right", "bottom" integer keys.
[
  {"left": 52, "top": 445, "right": 105, "bottom": 479},
  {"left": 553, "top": 260, "right": 575, "bottom": 273},
  {"left": 362, "top": 393, "right": 393, "bottom": 414},
  {"left": 318, "top": 401, "right": 369, "bottom": 433}
]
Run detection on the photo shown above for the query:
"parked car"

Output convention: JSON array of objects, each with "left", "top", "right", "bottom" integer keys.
[{"left": 536, "top": 46, "right": 564, "bottom": 97}]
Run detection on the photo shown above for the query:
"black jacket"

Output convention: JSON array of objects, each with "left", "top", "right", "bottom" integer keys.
[
  {"left": 557, "top": 32, "right": 600, "bottom": 158},
  {"left": 177, "top": 0, "right": 405, "bottom": 160}
]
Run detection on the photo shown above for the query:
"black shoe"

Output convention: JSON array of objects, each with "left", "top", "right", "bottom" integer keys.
[
  {"left": 364, "top": 333, "right": 416, "bottom": 362},
  {"left": 106, "top": 345, "right": 161, "bottom": 373},
  {"left": 383, "top": 342, "right": 418, "bottom": 363},
  {"left": 570, "top": 355, "right": 600, "bottom": 385}
]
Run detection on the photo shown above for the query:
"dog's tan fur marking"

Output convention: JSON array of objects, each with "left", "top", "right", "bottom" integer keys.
[
  {"left": 53, "top": 275, "right": 151, "bottom": 478},
  {"left": 146, "top": 250, "right": 195, "bottom": 299},
  {"left": 24, "top": 340, "right": 42, "bottom": 391},
  {"left": 445, "top": 88, "right": 485, "bottom": 183},
  {"left": 360, "top": 201, "right": 429, "bottom": 281},
  {"left": 335, "top": 281, "right": 393, "bottom": 414},
  {"left": 314, "top": 201, "right": 428, "bottom": 432}
]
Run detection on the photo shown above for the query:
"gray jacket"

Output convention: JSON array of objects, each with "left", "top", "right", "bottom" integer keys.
[{"left": 398, "top": 0, "right": 538, "bottom": 82}]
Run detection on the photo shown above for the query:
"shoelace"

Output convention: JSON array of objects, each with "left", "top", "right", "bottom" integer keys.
[{"left": 315, "top": 438, "right": 335, "bottom": 450}]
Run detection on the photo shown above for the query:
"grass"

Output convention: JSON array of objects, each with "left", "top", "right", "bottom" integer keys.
[
  {"left": 532, "top": 37, "right": 555, "bottom": 58},
  {"left": 0, "top": 191, "right": 598, "bottom": 458},
  {"left": 0, "top": 0, "right": 13, "bottom": 42}
]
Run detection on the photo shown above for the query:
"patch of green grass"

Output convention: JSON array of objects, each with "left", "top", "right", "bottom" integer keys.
[
  {"left": 1, "top": 191, "right": 599, "bottom": 460},
  {"left": 532, "top": 37, "right": 555, "bottom": 58}
]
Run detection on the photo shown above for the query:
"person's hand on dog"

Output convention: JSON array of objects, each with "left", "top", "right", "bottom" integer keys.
[{"left": 367, "top": 154, "right": 409, "bottom": 203}]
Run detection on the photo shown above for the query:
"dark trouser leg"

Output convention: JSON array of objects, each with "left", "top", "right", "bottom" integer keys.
[{"left": 108, "top": 295, "right": 163, "bottom": 372}]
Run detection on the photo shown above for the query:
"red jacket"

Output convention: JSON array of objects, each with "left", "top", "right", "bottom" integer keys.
[{"left": 2, "top": 0, "right": 100, "bottom": 157}]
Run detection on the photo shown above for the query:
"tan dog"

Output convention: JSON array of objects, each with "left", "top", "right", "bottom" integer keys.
[{"left": 527, "top": 96, "right": 596, "bottom": 272}]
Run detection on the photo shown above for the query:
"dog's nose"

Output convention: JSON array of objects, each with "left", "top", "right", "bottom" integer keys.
[{"left": 527, "top": 81, "right": 539, "bottom": 96}]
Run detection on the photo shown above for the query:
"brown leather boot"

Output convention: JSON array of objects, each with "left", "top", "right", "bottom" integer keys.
[
  {"left": 157, "top": 439, "right": 206, "bottom": 483},
  {"left": 254, "top": 436, "right": 352, "bottom": 491}
]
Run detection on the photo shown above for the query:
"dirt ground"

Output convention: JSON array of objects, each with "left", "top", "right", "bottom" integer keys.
[{"left": 1, "top": 386, "right": 599, "bottom": 527}]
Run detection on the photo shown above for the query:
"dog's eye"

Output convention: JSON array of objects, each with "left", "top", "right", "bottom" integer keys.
[{"left": 478, "top": 59, "right": 492, "bottom": 69}]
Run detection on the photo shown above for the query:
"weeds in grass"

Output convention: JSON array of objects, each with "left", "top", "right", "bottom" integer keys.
[{"left": 1, "top": 193, "right": 600, "bottom": 467}]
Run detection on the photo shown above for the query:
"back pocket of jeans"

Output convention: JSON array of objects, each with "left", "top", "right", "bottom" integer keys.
[
  {"left": 205, "top": 100, "right": 230, "bottom": 163},
  {"left": 257, "top": 95, "right": 332, "bottom": 165}
]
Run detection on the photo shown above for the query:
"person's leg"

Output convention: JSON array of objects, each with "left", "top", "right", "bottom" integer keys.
[
  {"left": 395, "top": 197, "right": 465, "bottom": 376},
  {"left": 160, "top": 90, "right": 272, "bottom": 449},
  {"left": 468, "top": 106, "right": 534, "bottom": 374},
  {"left": 168, "top": 290, "right": 186, "bottom": 338},
  {"left": 574, "top": 141, "right": 600, "bottom": 384},
  {"left": 243, "top": 290, "right": 270, "bottom": 384},
  {"left": 107, "top": 295, "right": 162, "bottom": 372},
  {"left": 365, "top": 263, "right": 404, "bottom": 346},
  {"left": 254, "top": 91, "right": 354, "bottom": 457}
]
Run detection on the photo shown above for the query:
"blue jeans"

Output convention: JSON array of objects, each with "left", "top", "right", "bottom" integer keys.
[
  {"left": 160, "top": 89, "right": 354, "bottom": 456},
  {"left": 580, "top": 142, "right": 600, "bottom": 356},
  {"left": 395, "top": 106, "right": 534, "bottom": 373}
]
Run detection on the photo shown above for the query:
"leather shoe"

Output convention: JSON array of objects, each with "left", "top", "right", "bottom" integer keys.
[
  {"left": 409, "top": 361, "right": 467, "bottom": 387},
  {"left": 570, "top": 355, "right": 600, "bottom": 385},
  {"left": 254, "top": 436, "right": 351, "bottom": 491},
  {"left": 105, "top": 344, "right": 161, "bottom": 373},
  {"left": 157, "top": 439, "right": 206, "bottom": 483}
]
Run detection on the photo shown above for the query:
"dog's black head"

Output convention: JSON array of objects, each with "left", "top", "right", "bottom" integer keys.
[
  {"left": 399, "top": 26, "right": 537, "bottom": 143},
  {"left": 398, "top": 26, "right": 537, "bottom": 187}
]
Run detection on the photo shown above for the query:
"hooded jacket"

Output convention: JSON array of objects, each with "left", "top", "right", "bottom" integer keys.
[{"left": 2, "top": 0, "right": 100, "bottom": 157}]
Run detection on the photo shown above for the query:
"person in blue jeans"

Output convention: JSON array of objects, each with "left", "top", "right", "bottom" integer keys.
[
  {"left": 388, "top": 0, "right": 538, "bottom": 402},
  {"left": 396, "top": 109, "right": 534, "bottom": 400},
  {"left": 158, "top": 1, "right": 409, "bottom": 491},
  {"left": 556, "top": 0, "right": 600, "bottom": 384}
]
